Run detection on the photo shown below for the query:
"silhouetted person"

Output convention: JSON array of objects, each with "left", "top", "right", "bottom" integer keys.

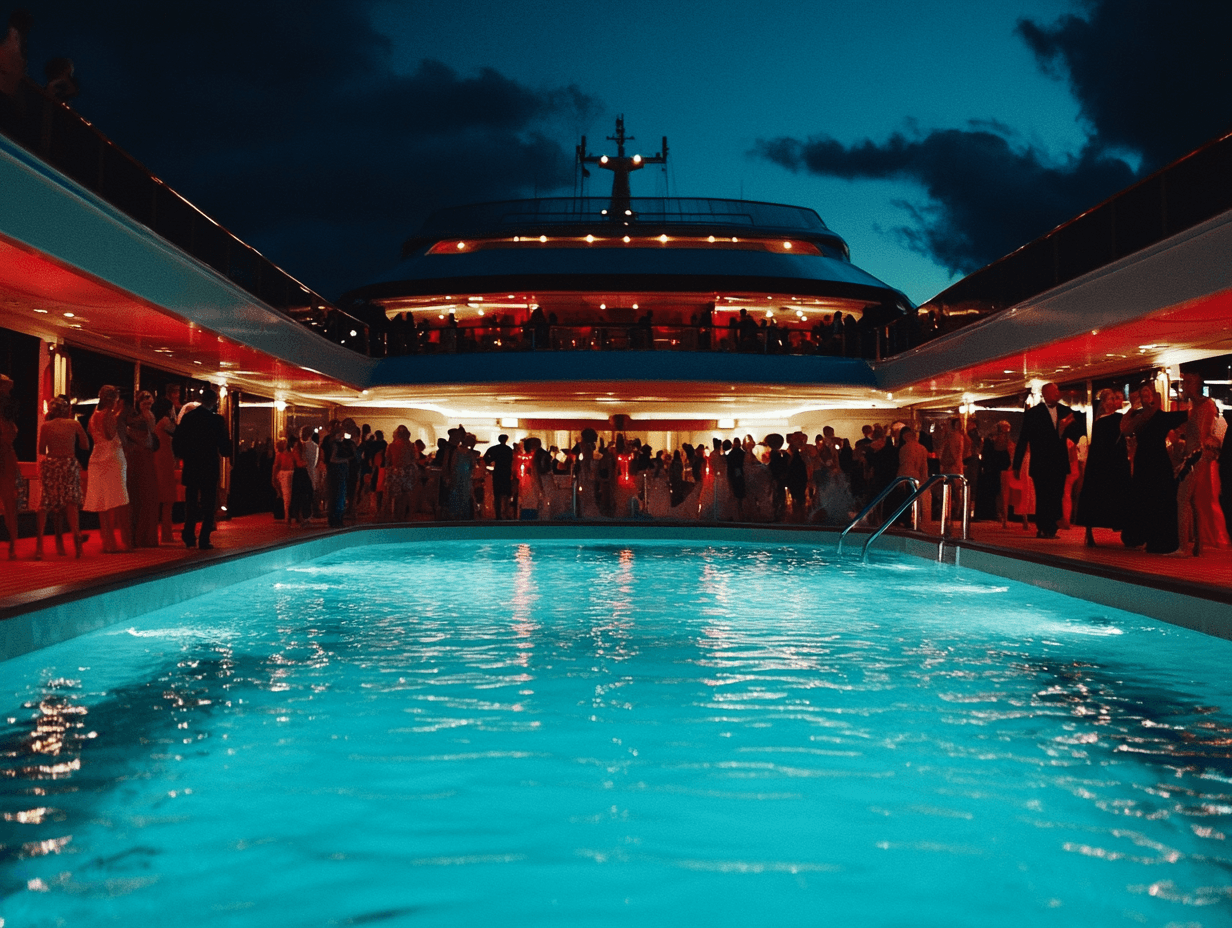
[
  {"left": 0, "top": 10, "right": 31, "bottom": 98},
  {"left": 483, "top": 433, "right": 515, "bottom": 519},
  {"left": 725, "top": 439, "right": 746, "bottom": 520},
  {"left": 172, "top": 388, "right": 231, "bottom": 549},
  {"left": 43, "top": 56, "right": 77, "bottom": 101}
]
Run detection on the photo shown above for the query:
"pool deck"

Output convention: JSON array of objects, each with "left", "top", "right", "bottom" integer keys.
[{"left": 1, "top": 514, "right": 1229, "bottom": 658}]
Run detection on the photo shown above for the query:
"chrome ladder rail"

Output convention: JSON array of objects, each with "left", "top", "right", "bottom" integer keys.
[
  {"left": 858, "top": 473, "right": 970, "bottom": 563},
  {"left": 836, "top": 476, "right": 920, "bottom": 556},
  {"left": 935, "top": 473, "right": 971, "bottom": 562}
]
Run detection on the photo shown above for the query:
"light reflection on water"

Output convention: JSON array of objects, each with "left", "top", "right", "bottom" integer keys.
[{"left": 2, "top": 540, "right": 1232, "bottom": 926}]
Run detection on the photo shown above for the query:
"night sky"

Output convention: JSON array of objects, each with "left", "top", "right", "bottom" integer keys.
[{"left": 17, "top": 0, "right": 1232, "bottom": 304}]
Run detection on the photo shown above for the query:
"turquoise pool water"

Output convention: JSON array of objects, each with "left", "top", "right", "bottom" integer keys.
[{"left": 3, "top": 540, "right": 1232, "bottom": 926}]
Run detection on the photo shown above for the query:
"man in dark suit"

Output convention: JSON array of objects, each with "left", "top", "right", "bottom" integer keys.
[
  {"left": 482, "top": 434, "right": 515, "bottom": 520},
  {"left": 1012, "top": 382, "right": 1084, "bottom": 538},
  {"left": 172, "top": 388, "right": 231, "bottom": 549}
]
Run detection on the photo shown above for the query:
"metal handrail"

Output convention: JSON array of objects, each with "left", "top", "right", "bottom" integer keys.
[
  {"left": 857, "top": 473, "right": 970, "bottom": 563},
  {"left": 859, "top": 474, "right": 947, "bottom": 562},
  {"left": 836, "top": 476, "right": 919, "bottom": 556},
  {"left": 0, "top": 78, "right": 369, "bottom": 353},
  {"left": 935, "top": 474, "right": 971, "bottom": 561},
  {"left": 381, "top": 320, "right": 855, "bottom": 357}
]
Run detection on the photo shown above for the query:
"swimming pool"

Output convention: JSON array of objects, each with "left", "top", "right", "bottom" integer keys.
[{"left": 3, "top": 538, "right": 1232, "bottom": 925}]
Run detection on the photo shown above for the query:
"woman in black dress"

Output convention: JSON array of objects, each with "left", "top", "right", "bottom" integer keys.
[
  {"left": 975, "top": 421, "right": 1012, "bottom": 521},
  {"left": 1074, "top": 389, "right": 1132, "bottom": 547},
  {"left": 1120, "top": 384, "right": 1187, "bottom": 553}
]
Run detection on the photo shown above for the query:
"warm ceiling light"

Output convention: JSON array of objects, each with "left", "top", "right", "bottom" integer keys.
[
  {"left": 456, "top": 241, "right": 466, "bottom": 250},
  {"left": 600, "top": 303, "right": 606, "bottom": 310},
  {"left": 600, "top": 155, "right": 609, "bottom": 164},
  {"left": 586, "top": 234, "right": 595, "bottom": 243},
  {"left": 513, "top": 236, "right": 520, "bottom": 242},
  {"left": 33, "top": 308, "right": 48, "bottom": 314},
  {"left": 632, "top": 303, "right": 639, "bottom": 310},
  {"left": 539, "top": 235, "right": 547, "bottom": 243},
  {"left": 708, "top": 235, "right": 715, "bottom": 243},
  {"left": 623, "top": 235, "right": 631, "bottom": 243},
  {"left": 63, "top": 312, "right": 74, "bottom": 318},
  {"left": 783, "top": 241, "right": 793, "bottom": 249},
  {"left": 731, "top": 237, "right": 738, "bottom": 243},
  {"left": 659, "top": 234, "right": 668, "bottom": 243}
]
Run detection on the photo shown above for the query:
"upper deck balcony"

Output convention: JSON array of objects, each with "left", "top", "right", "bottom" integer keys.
[
  {"left": 406, "top": 197, "right": 846, "bottom": 249},
  {"left": 357, "top": 197, "right": 877, "bottom": 300},
  {"left": 344, "top": 196, "right": 921, "bottom": 368}
]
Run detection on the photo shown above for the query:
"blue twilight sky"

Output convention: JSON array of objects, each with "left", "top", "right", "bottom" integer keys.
[
  {"left": 371, "top": 0, "right": 1084, "bottom": 302},
  {"left": 18, "top": 0, "right": 1231, "bottom": 304}
]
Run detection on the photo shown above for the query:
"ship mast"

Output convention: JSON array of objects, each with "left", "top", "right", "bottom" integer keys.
[{"left": 577, "top": 116, "right": 668, "bottom": 220}]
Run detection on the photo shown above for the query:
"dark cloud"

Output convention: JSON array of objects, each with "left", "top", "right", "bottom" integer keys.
[
  {"left": 1016, "top": 0, "right": 1232, "bottom": 171},
  {"left": 755, "top": 0, "right": 1231, "bottom": 276},
  {"left": 758, "top": 127, "right": 1133, "bottom": 275},
  {"left": 21, "top": 2, "right": 602, "bottom": 298}
]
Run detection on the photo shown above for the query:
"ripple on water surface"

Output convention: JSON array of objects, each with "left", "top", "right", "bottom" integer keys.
[{"left": 3, "top": 540, "right": 1232, "bottom": 926}]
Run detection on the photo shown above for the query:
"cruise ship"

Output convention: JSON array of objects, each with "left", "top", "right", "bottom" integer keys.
[
  {"left": 0, "top": 93, "right": 1229, "bottom": 513},
  {"left": 4, "top": 89, "right": 1232, "bottom": 928}
]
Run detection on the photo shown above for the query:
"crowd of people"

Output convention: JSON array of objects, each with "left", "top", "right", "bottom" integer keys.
[
  {"left": 376, "top": 303, "right": 954, "bottom": 360},
  {"left": 0, "top": 381, "right": 232, "bottom": 557},
  {"left": 1, "top": 374, "right": 1227, "bottom": 560},
  {"left": 294, "top": 392, "right": 1228, "bottom": 561},
  {"left": 995, "top": 376, "right": 1229, "bottom": 555}
]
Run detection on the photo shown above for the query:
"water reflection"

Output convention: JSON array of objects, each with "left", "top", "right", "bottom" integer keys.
[{"left": 3, "top": 541, "right": 1232, "bottom": 923}]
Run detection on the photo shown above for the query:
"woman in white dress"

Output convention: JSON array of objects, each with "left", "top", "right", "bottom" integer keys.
[{"left": 83, "top": 385, "right": 131, "bottom": 552}]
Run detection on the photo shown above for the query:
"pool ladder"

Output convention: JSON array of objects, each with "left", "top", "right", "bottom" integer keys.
[{"left": 837, "top": 473, "right": 970, "bottom": 563}]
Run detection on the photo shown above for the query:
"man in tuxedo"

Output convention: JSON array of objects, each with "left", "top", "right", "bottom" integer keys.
[
  {"left": 483, "top": 434, "right": 515, "bottom": 520},
  {"left": 1012, "top": 382, "right": 1084, "bottom": 538},
  {"left": 172, "top": 388, "right": 231, "bottom": 549}
]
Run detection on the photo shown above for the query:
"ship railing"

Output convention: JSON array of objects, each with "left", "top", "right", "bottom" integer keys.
[
  {"left": 0, "top": 77, "right": 370, "bottom": 354},
  {"left": 376, "top": 321, "right": 871, "bottom": 358},
  {"left": 415, "top": 197, "right": 830, "bottom": 237}
]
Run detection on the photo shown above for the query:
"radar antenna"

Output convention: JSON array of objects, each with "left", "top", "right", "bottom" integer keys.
[{"left": 576, "top": 115, "right": 668, "bottom": 221}]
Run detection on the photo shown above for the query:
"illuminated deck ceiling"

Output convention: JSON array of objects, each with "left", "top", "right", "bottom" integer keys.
[{"left": 876, "top": 206, "right": 1232, "bottom": 407}]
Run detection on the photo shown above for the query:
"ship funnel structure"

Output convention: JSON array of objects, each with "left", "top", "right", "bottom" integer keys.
[{"left": 578, "top": 116, "right": 667, "bottom": 221}]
